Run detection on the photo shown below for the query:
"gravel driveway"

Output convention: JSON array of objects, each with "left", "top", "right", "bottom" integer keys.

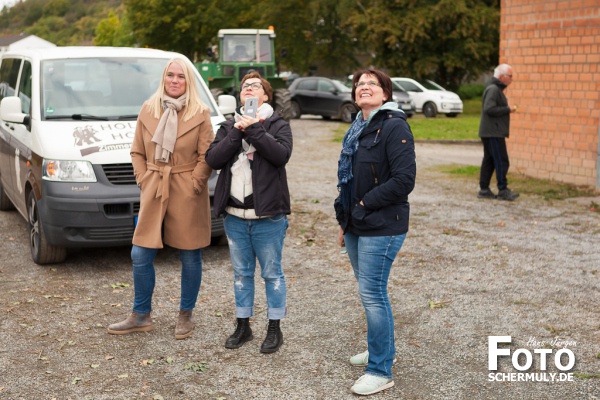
[{"left": 0, "top": 117, "right": 599, "bottom": 399}]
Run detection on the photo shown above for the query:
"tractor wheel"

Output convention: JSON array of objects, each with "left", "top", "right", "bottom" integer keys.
[
  {"left": 210, "top": 88, "right": 225, "bottom": 103},
  {"left": 273, "top": 88, "right": 293, "bottom": 121}
]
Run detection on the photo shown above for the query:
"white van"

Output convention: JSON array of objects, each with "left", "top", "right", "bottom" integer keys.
[{"left": 0, "top": 46, "right": 235, "bottom": 264}]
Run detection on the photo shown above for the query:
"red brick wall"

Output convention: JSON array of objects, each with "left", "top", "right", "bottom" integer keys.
[{"left": 501, "top": 0, "right": 600, "bottom": 188}]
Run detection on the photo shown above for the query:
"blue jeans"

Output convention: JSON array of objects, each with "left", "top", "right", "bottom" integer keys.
[
  {"left": 131, "top": 245, "right": 202, "bottom": 314},
  {"left": 223, "top": 213, "right": 288, "bottom": 320},
  {"left": 344, "top": 232, "right": 406, "bottom": 379}
]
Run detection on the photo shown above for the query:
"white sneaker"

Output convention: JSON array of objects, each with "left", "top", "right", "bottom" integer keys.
[
  {"left": 349, "top": 350, "right": 397, "bottom": 367},
  {"left": 349, "top": 350, "right": 369, "bottom": 367},
  {"left": 350, "top": 374, "right": 394, "bottom": 395}
]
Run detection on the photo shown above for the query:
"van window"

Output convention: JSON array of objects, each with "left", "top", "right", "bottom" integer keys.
[
  {"left": 0, "top": 58, "right": 21, "bottom": 103},
  {"left": 18, "top": 60, "right": 32, "bottom": 114},
  {"left": 41, "top": 57, "right": 218, "bottom": 119}
]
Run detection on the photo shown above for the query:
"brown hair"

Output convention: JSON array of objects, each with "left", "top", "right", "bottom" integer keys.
[
  {"left": 240, "top": 71, "right": 273, "bottom": 103},
  {"left": 351, "top": 69, "right": 393, "bottom": 104}
]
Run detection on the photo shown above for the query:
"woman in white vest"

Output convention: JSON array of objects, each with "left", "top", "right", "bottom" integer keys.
[{"left": 205, "top": 71, "right": 293, "bottom": 354}]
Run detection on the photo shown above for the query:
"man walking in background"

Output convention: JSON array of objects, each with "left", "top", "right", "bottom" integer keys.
[{"left": 477, "top": 63, "right": 519, "bottom": 201}]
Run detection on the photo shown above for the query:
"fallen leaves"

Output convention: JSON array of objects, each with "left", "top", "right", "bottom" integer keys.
[
  {"left": 183, "top": 361, "right": 209, "bottom": 373},
  {"left": 428, "top": 300, "right": 451, "bottom": 309}
]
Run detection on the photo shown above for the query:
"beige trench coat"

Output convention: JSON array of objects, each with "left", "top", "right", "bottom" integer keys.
[{"left": 131, "top": 103, "right": 214, "bottom": 250}]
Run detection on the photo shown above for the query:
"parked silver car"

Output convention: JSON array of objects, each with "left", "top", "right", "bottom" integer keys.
[{"left": 392, "top": 81, "right": 415, "bottom": 117}]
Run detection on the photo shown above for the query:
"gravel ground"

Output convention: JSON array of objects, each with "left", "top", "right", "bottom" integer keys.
[{"left": 0, "top": 117, "right": 599, "bottom": 400}]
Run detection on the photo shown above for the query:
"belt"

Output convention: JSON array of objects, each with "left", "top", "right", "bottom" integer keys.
[{"left": 146, "top": 161, "right": 196, "bottom": 203}]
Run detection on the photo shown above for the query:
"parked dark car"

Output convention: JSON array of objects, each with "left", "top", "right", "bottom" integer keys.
[
  {"left": 289, "top": 77, "right": 357, "bottom": 123},
  {"left": 392, "top": 81, "right": 415, "bottom": 118}
]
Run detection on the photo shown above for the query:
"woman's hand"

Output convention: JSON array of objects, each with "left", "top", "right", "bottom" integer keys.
[
  {"left": 338, "top": 226, "right": 345, "bottom": 247},
  {"left": 234, "top": 114, "right": 260, "bottom": 131}
]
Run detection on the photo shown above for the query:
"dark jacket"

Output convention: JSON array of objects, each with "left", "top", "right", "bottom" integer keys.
[
  {"left": 205, "top": 111, "right": 292, "bottom": 217},
  {"left": 335, "top": 109, "right": 416, "bottom": 236},
  {"left": 479, "top": 78, "right": 511, "bottom": 138}
]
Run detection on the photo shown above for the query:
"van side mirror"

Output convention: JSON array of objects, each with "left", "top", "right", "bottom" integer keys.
[{"left": 0, "top": 96, "right": 29, "bottom": 125}]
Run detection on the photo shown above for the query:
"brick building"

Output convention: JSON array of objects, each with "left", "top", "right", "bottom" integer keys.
[{"left": 501, "top": 0, "right": 600, "bottom": 189}]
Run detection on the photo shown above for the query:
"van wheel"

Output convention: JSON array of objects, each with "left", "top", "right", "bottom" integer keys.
[
  {"left": 0, "top": 182, "right": 15, "bottom": 210},
  {"left": 28, "top": 191, "right": 67, "bottom": 264}
]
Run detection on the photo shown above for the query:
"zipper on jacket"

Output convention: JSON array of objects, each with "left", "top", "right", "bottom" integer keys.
[{"left": 370, "top": 163, "right": 379, "bottom": 186}]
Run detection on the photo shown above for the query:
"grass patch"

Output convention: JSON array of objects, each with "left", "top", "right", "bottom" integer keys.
[
  {"left": 438, "top": 164, "right": 598, "bottom": 200},
  {"left": 409, "top": 114, "right": 479, "bottom": 140},
  {"left": 332, "top": 97, "right": 482, "bottom": 142},
  {"left": 574, "top": 372, "right": 600, "bottom": 379},
  {"left": 463, "top": 98, "right": 482, "bottom": 115}
]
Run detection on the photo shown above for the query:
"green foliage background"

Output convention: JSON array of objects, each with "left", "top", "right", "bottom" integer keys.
[{"left": 0, "top": 0, "right": 500, "bottom": 90}]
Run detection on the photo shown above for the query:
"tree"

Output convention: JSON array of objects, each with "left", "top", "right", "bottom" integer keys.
[
  {"left": 124, "top": 0, "right": 214, "bottom": 59},
  {"left": 0, "top": 0, "right": 500, "bottom": 88},
  {"left": 94, "top": 7, "right": 136, "bottom": 47},
  {"left": 348, "top": 0, "right": 499, "bottom": 90}
]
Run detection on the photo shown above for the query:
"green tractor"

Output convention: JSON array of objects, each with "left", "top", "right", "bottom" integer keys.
[{"left": 196, "top": 28, "right": 292, "bottom": 120}]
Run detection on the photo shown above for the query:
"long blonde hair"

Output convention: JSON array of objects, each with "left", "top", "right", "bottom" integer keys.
[{"left": 146, "top": 57, "right": 206, "bottom": 121}]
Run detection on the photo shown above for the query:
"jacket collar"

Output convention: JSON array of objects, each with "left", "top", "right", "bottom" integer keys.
[
  {"left": 361, "top": 109, "right": 406, "bottom": 135},
  {"left": 491, "top": 77, "right": 507, "bottom": 91}
]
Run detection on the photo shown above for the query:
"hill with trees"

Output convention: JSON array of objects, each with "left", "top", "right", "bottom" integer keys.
[{"left": 0, "top": 0, "right": 499, "bottom": 90}]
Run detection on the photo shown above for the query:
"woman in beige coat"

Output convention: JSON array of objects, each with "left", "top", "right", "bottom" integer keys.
[{"left": 108, "top": 58, "right": 213, "bottom": 340}]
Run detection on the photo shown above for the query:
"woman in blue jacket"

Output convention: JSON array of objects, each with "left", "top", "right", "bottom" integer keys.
[
  {"left": 205, "top": 72, "right": 292, "bottom": 354},
  {"left": 335, "top": 69, "right": 416, "bottom": 396}
]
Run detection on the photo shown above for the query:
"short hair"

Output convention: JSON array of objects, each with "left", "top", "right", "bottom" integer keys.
[
  {"left": 351, "top": 69, "right": 393, "bottom": 104},
  {"left": 240, "top": 71, "right": 273, "bottom": 103},
  {"left": 494, "top": 64, "right": 512, "bottom": 78}
]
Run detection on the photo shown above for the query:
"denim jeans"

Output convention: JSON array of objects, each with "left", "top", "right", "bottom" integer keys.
[
  {"left": 344, "top": 232, "right": 407, "bottom": 379},
  {"left": 131, "top": 245, "right": 202, "bottom": 314},
  {"left": 223, "top": 213, "right": 288, "bottom": 320}
]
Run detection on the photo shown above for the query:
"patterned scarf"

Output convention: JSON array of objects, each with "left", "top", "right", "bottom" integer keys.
[
  {"left": 337, "top": 113, "right": 368, "bottom": 211},
  {"left": 152, "top": 94, "right": 187, "bottom": 163}
]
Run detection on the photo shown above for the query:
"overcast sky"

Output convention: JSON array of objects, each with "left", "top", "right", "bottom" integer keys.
[{"left": 0, "top": 0, "right": 16, "bottom": 10}]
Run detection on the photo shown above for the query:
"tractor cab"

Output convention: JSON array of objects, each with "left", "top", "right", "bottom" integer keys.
[{"left": 197, "top": 28, "right": 291, "bottom": 120}]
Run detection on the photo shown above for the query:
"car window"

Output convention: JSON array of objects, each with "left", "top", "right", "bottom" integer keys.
[
  {"left": 418, "top": 80, "right": 445, "bottom": 91},
  {"left": 297, "top": 79, "right": 317, "bottom": 91},
  {"left": 396, "top": 80, "right": 421, "bottom": 92},
  {"left": 0, "top": 58, "right": 21, "bottom": 103},
  {"left": 318, "top": 79, "right": 335, "bottom": 93},
  {"left": 18, "top": 60, "right": 32, "bottom": 114},
  {"left": 392, "top": 81, "right": 407, "bottom": 93},
  {"left": 332, "top": 79, "right": 351, "bottom": 93}
]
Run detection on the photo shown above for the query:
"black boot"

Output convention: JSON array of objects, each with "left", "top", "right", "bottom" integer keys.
[
  {"left": 260, "top": 319, "right": 283, "bottom": 354},
  {"left": 225, "top": 317, "right": 253, "bottom": 349}
]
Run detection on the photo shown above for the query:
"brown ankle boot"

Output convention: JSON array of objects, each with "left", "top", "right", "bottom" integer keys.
[
  {"left": 107, "top": 312, "right": 153, "bottom": 335},
  {"left": 175, "top": 309, "right": 195, "bottom": 340}
]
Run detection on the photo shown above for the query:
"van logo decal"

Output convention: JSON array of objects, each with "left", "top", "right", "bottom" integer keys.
[
  {"left": 80, "top": 143, "right": 132, "bottom": 157},
  {"left": 72, "top": 124, "right": 133, "bottom": 156},
  {"left": 73, "top": 126, "right": 102, "bottom": 146}
]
